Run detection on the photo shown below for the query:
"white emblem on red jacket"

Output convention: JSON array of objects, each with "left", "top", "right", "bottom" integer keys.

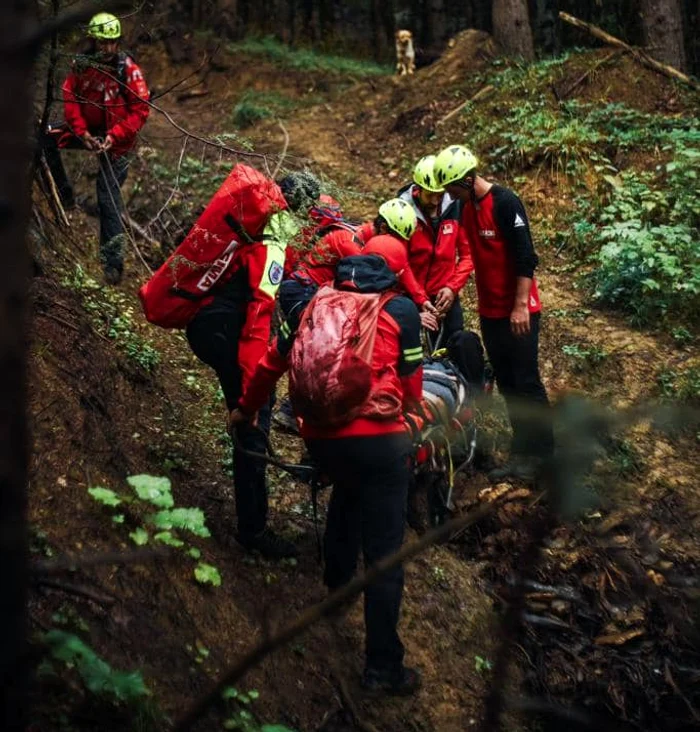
[
  {"left": 196, "top": 240, "right": 239, "bottom": 292},
  {"left": 442, "top": 222, "right": 454, "bottom": 235}
]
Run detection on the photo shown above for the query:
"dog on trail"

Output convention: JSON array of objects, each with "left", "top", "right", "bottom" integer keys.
[{"left": 395, "top": 29, "right": 416, "bottom": 76}]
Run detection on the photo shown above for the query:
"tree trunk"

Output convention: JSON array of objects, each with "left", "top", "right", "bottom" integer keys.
[
  {"left": 532, "top": 0, "right": 559, "bottom": 55},
  {"left": 0, "top": 0, "right": 33, "bottom": 728},
  {"left": 370, "top": 0, "right": 384, "bottom": 61},
  {"left": 640, "top": 0, "right": 687, "bottom": 71},
  {"left": 493, "top": 0, "right": 535, "bottom": 59},
  {"left": 429, "top": 0, "right": 446, "bottom": 46}
]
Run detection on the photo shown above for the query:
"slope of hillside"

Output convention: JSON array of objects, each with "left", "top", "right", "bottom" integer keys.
[{"left": 29, "top": 32, "right": 699, "bottom": 731}]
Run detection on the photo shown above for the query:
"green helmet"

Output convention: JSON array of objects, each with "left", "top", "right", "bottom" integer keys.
[
  {"left": 378, "top": 198, "right": 418, "bottom": 241},
  {"left": 434, "top": 145, "right": 479, "bottom": 187},
  {"left": 413, "top": 155, "right": 444, "bottom": 193},
  {"left": 87, "top": 13, "right": 122, "bottom": 40}
]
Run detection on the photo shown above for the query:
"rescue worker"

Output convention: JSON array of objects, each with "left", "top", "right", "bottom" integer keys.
[
  {"left": 399, "top": 155, "right": 474, "bottom": 344},
  {"left": 433, "top": 145, "right": 554, "bottom": 480},
  {"left": 185, "top": 172, "right": 319, "bottom": 559},
  {"left": 273, "top": 198, "right": 438, "bottom": 432},
  {"left": 43, "top": 13, "right": 150, "bottom": 284},
  {"left": 229, "top": 236, "right": 424, "bottom": 696}
]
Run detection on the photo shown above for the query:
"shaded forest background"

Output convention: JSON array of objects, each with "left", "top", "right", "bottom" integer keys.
[{"left": 140, "top": 0, "right": 700, "bottom": 74}]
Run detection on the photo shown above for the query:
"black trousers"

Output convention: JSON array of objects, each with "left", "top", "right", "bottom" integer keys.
[
  {"left": 96, "top": 153, "right": 129, "bottom": 272},
  {"left": 306, "top": 432, "right": 412, "bottom": 673},
  {"left": 186, "top": 308, "right": 272, "bottom": 539},
  {"left": 42, "top": 132, "right": 128, "bottom": 272},
  {"left": 480, "top": 313, "right": 554, "bottom": 459}
]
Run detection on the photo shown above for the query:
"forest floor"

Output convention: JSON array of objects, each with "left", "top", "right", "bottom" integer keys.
[{"left": 28, "top": 30, "right": 700, "bottom": 732}]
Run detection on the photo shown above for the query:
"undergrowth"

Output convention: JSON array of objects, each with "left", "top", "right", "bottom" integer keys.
[
  {"left": 62, "top": 264, "right": 161, "bottom": 371},
  {"left": 232, "top": 90, "right": 317, "bottom": 128},
  {"left": 460, "top": 53, "right": 700, "bottom": 328},
  {"left": 228, "top": 35, "right": 391, "bottom": 76},
  {"left": 88, "top": 474, "right": 222, "bottom": 586}
]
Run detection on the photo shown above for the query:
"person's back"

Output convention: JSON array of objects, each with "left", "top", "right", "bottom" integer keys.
[
  {"left": 291, "top": 226, "right": 363, "bottom": 288},
  {"left": 233, "top": 248, "right": 423, "bottom": 697}
]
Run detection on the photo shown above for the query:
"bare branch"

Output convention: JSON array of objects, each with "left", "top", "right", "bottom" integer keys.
[{"left": 271, "top": 120, "right": 290, "bottom": 180}]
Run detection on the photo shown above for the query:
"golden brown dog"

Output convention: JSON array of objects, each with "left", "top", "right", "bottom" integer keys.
[{"left": 395, "top": 29, "right": 415, "bottom": 76}]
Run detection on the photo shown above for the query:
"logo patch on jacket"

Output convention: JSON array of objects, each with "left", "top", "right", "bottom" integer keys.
[
  {"left": 442, "top": 222, "right": 454, "bottom": 235},
  {"left": 514, "top": 213, "right": 526, "bottom": 228},
  {"left": 196, "top": 240, "right": 238, "bottom": 292},
  {"left": 268, "top": 260, "right": 283, "bottom": 285},
  {"left": 479, "top": 229, "right": 496, "bottom": 238}
]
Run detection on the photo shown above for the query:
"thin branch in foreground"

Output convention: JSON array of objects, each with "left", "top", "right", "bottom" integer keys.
[{"left": 172, "top": 502, "right": 494, "bottom": 732}]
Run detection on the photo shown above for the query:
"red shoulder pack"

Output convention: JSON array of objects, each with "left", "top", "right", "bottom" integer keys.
[
  {"left": 139, "top": 164, "right": 287, "bottom": 328},
  {"left": 289, "top": 286, "right": 397, "bottom": 427}
]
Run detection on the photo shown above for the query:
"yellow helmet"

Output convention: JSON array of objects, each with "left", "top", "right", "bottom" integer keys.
[
  {"left": 434, "top": 145, "right": 479, "bottom": 187},
  {"left": 413, "top": 155, "right": 444, "bottom": 193},
  {"left": 378, "top": 198, "right": 418, "bottom": 241},
  {"left": 87, "top": 13, "right": 122, "bottom": 40}
]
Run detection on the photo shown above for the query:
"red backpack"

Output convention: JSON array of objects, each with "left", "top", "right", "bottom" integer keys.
[
  {"left": 289, "top": 286, "right": 398, "bottom": 427},
  {"left": 139, "top": 164, "right": 287, "bottom": 328}
]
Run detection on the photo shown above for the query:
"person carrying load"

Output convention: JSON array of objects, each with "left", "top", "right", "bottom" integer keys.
[
  {"left": 139, "top": 168, "right": 318, "bottom": 558},
  {"left": 229, "top": 232, "right": 425, "bottom": 697}
]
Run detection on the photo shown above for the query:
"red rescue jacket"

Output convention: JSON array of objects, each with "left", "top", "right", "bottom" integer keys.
[
  {"left": 240, "top": 255, "right": 423, "bottom": 439},
  {"left": 459, "top": 185, "right": 541, "bottom": 318},
  {"left": 400, "top": 185, "right": 474, "bottom": 298},
  {"left": 62, "top": 53, "right": 150, "bottom": 157},
  {"left": 292, "top": 226, "right": 364, "bottom": 286}
]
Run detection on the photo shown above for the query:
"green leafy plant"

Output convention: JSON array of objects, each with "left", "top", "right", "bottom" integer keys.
[
  {"left": 221, "top": 686, "right": 296, "bottom": 731},
  {"left": 88, "top": 486, "right": 122, "bottom": 507},
  {"left": 475, "top": 655, "right": 493, "bottom": 674},
  {"left": 127, "top": 474, "right": 174, "bottom": 508},
  {"left": 44, "top": 630, "right": 150, "bottom": 703},
  {"left": 62, "top": 266, "right": 161, "bottom": 372},
  {"left": 87, "top": 476, "right": 219, "bottom": 586},
  {"left": 562, "top": 343, "right": 608, "bottom": 371},
  {"left": 194, "top": 562, "right": 222, "bottom": 586},
  {"left": 152, "top": 508, "right": 211, "bottom": 537}
]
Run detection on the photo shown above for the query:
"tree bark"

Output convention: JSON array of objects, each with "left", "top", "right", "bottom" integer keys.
[
  {"left": 492, "top": 0, "right": 535, "bottom": 60},
  {"left": 640, "top": 0, "right": 687, "bottom": 71},
  {"left": 0, "top": 3, "right": 34, "bottom": 731}
]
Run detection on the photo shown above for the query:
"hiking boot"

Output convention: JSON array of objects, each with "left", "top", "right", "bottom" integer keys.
[
  {"left": 237, "top": 528, "right": 298, "bottom": 559},
  {"left": 488, "top": 457, "right": 540, "bottom": 483},
  {"left": 361, "top": 666, "right": 422, "bottom": 697},
  {"left": 104, "top": 267, "right": 122, "bottom": 286}
]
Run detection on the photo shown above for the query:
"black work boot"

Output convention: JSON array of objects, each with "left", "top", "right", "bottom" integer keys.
[
  {"left": 237, "top": 528, "right": 298, "bottom": 559},
  {"left": 361, "top": 666, "right": 422, "bottom": 697},
  {"left": 104, "top": 266, "right": 122, "bottom": 286},
  {"left": 488, "top": 456, "right": 541, "bottom": 483}
]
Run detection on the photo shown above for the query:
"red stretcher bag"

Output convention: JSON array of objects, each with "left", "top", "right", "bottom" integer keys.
[{"left": 139, "top": 164, "right": 287, "bottom": 328}]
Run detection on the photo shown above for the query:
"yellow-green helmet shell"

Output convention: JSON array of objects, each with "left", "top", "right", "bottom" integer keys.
[
  {"left": 87, "top": 13, "right": 122, "bottom": 40},
  {"left": 413, "top": 155, "right": 444, "bottom": 193},
  {"left": 434, "top": 145, "right": 479, "bottom": 187},
  {"left": 378, "top": 198, "right": 418, "bottom": 240}
]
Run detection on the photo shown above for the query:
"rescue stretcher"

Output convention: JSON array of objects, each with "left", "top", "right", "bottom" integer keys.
[
  {"left": 236, "top": 331, "right": 489, "bottom": 530},
  {"left": 406, "top": 350, "right": 487, "bottom": 528}
]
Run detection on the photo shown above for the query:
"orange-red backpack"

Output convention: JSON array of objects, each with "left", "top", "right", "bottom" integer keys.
[
  {"left": 289, "top": 286, "right": 399, "bottom": 427},
  {"left": 139, "top": 164, "right": 287, "bottom": 328}
]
